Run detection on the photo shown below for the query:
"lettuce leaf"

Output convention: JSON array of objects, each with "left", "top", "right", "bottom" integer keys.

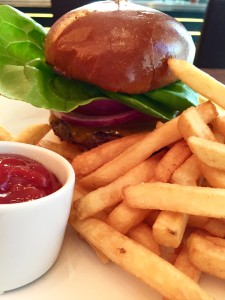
[{"left": 0, "top": 5, "right": 198, "bottom": 120}]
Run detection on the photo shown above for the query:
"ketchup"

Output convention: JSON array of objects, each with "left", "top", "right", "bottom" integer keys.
[{"left": 0, "top": 154, "right": 61, "bottom": 204}]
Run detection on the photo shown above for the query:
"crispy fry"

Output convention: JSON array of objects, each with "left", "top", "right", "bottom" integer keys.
[
  {"left": 13, "top": 124, "right": 51, "bottom": 145},
  {"left": 199, "top": 161, "right": 225, "bottom": 188},
  {"left": 0, "top": 126, "right": 13, "bottom": 141},
  {"left": 106, "top": 202, "right": 150, "bottom": 234},
  {"left": 171, "top": 155, "right": 201, "bottom": 186},
  {"left": 174, "top": 242, "right": 201, "bottom": 282},
  {"left": 211, "top": 114, "right": 225, "bottom": 137},
  {"left": 188, "top": 215, "right": 210, "bottom": 229},
  {"left": 205, "top": 235, "right": 225, "bottom": 247},
  {"left": 91, "top": 243, "right": 110, "bottom": 264},
  {"left": 145, "top": 210, "right": 161, "bottom": 227},
  {"left": 77, "top": 101, "right": 216, "bottom": 189},
  {"left": 72, "top": 132, "right": 146, "bottom": 177},
  {"left": 124, "top": 182, "right": 225, "bottom": 218},
  {"left": 152, "top": 211, "right": 189, "bottom": 248},
  {"left": 128, "top": 223, "right": 161, "bottom": 256},
  {"left": 168, "top": 58, "right": 225, "bottom": 110},
  {"left": 72, "top": 217, "right": 213, "bottom": 300},
  {"left": 188, "top": 215, "right": 225, "bottom": 238},
  {"left": 39, "top": 140, "right": 81, "bottom": 161},
  {"left": 178, "top": 106, "right": 217, "bottom": 141},
  {"left": 75, "top": 152, "right": 162, "bottom": 219},
  {"left": 188, "top": 136, "right": 225, "bottom": 171},
  {"left": 187, "top": 233, "right": 225, "bottom": 280},
  {"left": 154, "top": 139, "right": 192, "bottom": 182},
  {"left": 79, "top": 118, "right": 180, "bottom": 189}
]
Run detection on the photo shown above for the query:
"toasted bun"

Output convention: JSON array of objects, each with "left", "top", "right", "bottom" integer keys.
[{"left": 45, "top": 1, "right": 195, "bottom": 94}]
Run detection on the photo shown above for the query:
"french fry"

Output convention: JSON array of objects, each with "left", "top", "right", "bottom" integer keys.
[
  {"left": 163, "top": 242, "right": 202, "bottom": 300},
  {"left": 188, "top": 215, "right": 210, "bottom": 229},
  {"left": 154, "top": 139, "right": 192, "bottom": 182},
  {"left": 199, "top": 161, "right": 225, "bottom": 189},
  {"left": 152, "top": 211, "right": 189, "bottom": 248},
  {"left": 13, "top": 124, "right": 51, "bottom": 145},
  {"left": 168, "top": 58, "right": 225, "bottom": 110},
  {"left": 205, "top": 235, "right": 225, "bottom": 247},
  {"left": 203, "top": 218, "right": 225, "bottom": 238},
  {"left": 128, "top": 223, "right": 161, "bottom": 256},
  {"left": 106, "top": 202, "right": 150, "bottom": 234},
  {"left": 173, "top": 242, "right": 201, "bottom": 282},
  {"left": 78, "top": 101, "right": 216, "bottom": 189},
  {"left": 188, "top": 215, "right": 225, "bottom": 238},
  {"left": 39, "top": 140, "right": 81, "bottom": 161},
  {"left": 211, "top": 114, "right": 225, "bottom": 137},
  {"left": 75, "top": 152, "right": 162, "bottom": 219},
  {"left": 72, "top": 132, "right": 146, "bottom": 177},
  {"left": 91, "top": 243, "right": 110, "bottom": 264},
  {"left": 177, "top": 106, "right": 217, "bottom": 141},
  {"left": 0, "top": 126, "right": 14, "bottom": 141},
  {"left": 188, "top": 136, "right": 225, "bottom": 171},
  {"left": 145, "top": 210, "right": 161, "bottom": 227},
  {"left": 72, "top": 217, "right": 213, "bottom": 300},
  {"left": 124, "top": 182, "right": 225, "bottom": 218},
  {"left": 155, "top": 152, "right": 201, "bottom": 249},
  {"left": 171, "top": 155, "right": 201, "bottom": 186},
  {"left": 187, "top": 233, "right": 225, "bottom": 280}
]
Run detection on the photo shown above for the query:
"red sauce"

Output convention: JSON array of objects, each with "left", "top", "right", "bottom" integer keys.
[{"left": 0, "top": 154, "right": 62, "bottom": 204}]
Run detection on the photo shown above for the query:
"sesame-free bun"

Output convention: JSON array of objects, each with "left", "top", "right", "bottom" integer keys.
[{"left": 45, "top": 1, "right": 195, "bottom": 94}]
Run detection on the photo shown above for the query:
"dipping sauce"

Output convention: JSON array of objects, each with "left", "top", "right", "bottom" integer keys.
[{"left": 0, "top": 154, "right": 62, "bottom": 204}]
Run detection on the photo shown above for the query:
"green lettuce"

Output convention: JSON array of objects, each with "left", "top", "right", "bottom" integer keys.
[{"left": 0, "top": 5, "right": 198, "bottom": 120}]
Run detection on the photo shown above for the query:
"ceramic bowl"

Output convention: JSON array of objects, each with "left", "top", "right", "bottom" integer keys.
[{"left": 0, "top": 141, "right": 75, "bottom": 293}]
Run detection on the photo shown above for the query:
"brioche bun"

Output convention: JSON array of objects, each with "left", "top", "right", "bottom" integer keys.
[{"left": 45, "top": 1, "right": 195, "bottom": 94}]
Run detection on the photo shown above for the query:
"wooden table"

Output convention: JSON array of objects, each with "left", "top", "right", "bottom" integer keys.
[{"left": 203, "top": 69, "right": 225, "bottom": 84}]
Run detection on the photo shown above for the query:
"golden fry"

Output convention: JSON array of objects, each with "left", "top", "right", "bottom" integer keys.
[
  {"left": 39, "top": 140, "right": 81, "bottom": 161},
  {"left": 72, "top": 132, "right": 145, "bottom": 177},
  {"left": 152, "top": 211, "right": 189, "bottom": 248},
  {"left": 0, "top": 126, "right": 13, "bottom": 141},
  {"left": 76, "top": 101, "right": 217, "bottom": 189},
  {"left": 174, "top": 242, "right": 201, "bottom": 282},
  {"left": 199, "top": 161, "right": 225, "bottom": 189},
  {"left": 106, "top": 202, "right": 150, "bottom": 234},
  {"left": 188, "top": 136, "right": 225, "bottom": 170},
  {"left": 187, "top": 234, "right": 225, "bottom": 280},
  {"left": 178, "top": 106, "right": 217, "bottom": 141},
  {"left": 128, "top": 223, "right": 161, "bottom": 256},
  {"left": 154, "top": 139, "right": 192, "bottom": 182},
  {"left": 124, "top": 182, "right": 225, "bottom": 218},
  {"left": 13, "top": 124, "right": 51, "bottom": 145},
  {"left": 211, "top": 114, "right": 225, "bottom": 137},
  {"left": 75, "top": 153, "right": 161, "bottom": 219},
  {"left": 188, "top": 215, "right": 225, "bottom": 238},
  {"left": 168, "top": 58, "right": 225, "bottom": 110},
  {"left": 72, "top": 217, "right": 213, "bottom": 300},
  {"left": 171, "top": 155, "right": 201, "bottom": 186}
]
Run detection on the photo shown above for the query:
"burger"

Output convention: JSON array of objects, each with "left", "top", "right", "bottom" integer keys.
[{"left": 0, "top": 2, "right": 198, "bottom": 149}]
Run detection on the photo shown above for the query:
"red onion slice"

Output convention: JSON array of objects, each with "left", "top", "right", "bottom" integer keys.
[
  {"left": 75, "top": 99, "right": 131, "bottom": 116},
  {"left": 53, "top": 109, "right": 146, "bottom": 127}
]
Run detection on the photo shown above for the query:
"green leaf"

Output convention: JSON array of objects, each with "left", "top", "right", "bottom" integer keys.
[
  {"left": 100, "top": 90, "right": 178, "bottom": 120},
  {"left": 0, "top": 5, "right": 198, "bottom": 120},
  {"left": 0, "top": 4, "right": 46, "bottom": 50},
  {"left": 145, "top": 81, "right": 199, "bottom": 110}
]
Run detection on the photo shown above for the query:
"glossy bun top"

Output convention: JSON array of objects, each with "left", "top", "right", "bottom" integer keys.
[{"left": 45, "top": 1, "right": 195, "bottom": 94}]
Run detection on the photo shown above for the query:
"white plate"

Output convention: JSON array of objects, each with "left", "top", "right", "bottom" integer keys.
[{"left": 0, "top": 96, "right": 224, "bottom": 300}]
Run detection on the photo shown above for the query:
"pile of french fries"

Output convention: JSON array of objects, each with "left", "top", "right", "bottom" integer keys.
[
  {"left": 70, "top": 60, "right": 225, "bottom": 300},
  {"left": 1, "top": 59, "right": 225, "bottom": 299}
]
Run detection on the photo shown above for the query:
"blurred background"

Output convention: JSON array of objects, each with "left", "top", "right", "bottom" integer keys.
[{"left": 0, "top": 0, "right": 224, "bottom": 68}]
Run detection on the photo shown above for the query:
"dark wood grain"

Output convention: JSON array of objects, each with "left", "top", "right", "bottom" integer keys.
[{"left": 203, "top": 69, "right": 225, "bottom": 84}]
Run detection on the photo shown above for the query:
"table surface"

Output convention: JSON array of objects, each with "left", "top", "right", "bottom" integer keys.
[{"left": 203, "top": 69, "right": 225, "bottom": 84}]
